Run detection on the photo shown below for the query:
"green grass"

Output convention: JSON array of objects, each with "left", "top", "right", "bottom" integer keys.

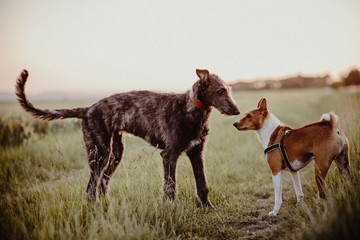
[{"left": 0, "top": 88, "right": 359, "bottom": 239}]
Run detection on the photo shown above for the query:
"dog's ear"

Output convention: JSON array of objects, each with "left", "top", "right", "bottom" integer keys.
[
  {"left": 192, "top": 69, "right": 210, "bottom": 103},
  {"left": 257, "top": 98, "right": 267, "bottom": 111},
  {"left": 196, "top": 69, "right": 210, "bottom": 85}
]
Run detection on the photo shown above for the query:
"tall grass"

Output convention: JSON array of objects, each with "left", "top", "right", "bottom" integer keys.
[{"left": 0, "top": 89, "right": 359, "bottom": 239}]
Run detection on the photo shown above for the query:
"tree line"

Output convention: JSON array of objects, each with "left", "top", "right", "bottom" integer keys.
[{"left": 231, "top": 68, "right": 360, "bottom": 91}]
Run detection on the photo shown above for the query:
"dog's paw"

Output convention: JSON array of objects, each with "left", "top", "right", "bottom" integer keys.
[
  {"left": 204, "top": 200, "right": 214, "bottom": 209},
  {"left": 268, "top": 210, "right": 278, "bottom": 216},
  {"left": 296, "top": 196, "right": 304, "bottom": 206}
]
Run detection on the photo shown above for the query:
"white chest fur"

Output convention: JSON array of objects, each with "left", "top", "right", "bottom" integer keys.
[{"left": 255, "top": 113, "right": 282, "bottom": 149}]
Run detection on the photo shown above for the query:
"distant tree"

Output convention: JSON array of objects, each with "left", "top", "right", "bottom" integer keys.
[
  {"left": 343, "top": 69, "right": 360, "bottom": 86},
  {"left": 330, "top": 81, "right": 343, "bottom": 89}
]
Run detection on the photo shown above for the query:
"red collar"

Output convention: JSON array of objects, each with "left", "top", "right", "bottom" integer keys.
[{"left": 190, "top": 91, "right": 208, "bottom": 110}]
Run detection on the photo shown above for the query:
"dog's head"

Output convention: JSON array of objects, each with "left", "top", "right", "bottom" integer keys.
[
  {"left": 191, "top": 69, "right": 240, "bottom": 116},
  {"left": 233, "top": 98, "right": 269, "bottom": 131}
]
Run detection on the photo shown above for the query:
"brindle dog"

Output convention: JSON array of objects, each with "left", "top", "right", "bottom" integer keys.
[{"left": 16, "top": 69, "right": 240, "bottom": 207}]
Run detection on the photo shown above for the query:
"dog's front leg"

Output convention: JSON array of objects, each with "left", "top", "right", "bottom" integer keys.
[
  {"left": 187, "top": 144, "right": 213, "bottom": 208},
  {"left": 269, "top": 171, "right": 282, "bottom": 216},
  {"left": 161, "top": 149, "right": 181, "bottom": 200},
  {"left": 290, "top": 171, "right": 304, "bottom": 204}
]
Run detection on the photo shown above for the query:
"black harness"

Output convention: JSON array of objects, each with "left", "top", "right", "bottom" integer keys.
[{"left": 264, "top": 129, "right": 297, "bottom": 172}]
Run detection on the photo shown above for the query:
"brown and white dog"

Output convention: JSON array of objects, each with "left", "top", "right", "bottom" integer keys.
[{"left": 233, "top": 98, "right": 350, "bottom": 216}]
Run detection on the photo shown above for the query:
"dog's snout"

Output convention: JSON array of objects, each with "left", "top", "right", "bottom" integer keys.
[
  {"left": 233, "top": 121, "right": 239, "bottom": 128},
  {"left": 233, "top": 109, "right": 240, "bottom": 115}
]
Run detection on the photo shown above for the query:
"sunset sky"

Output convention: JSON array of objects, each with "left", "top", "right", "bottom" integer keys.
[{"left": 1, "top": 0, "right": 359, "bottom": 95}]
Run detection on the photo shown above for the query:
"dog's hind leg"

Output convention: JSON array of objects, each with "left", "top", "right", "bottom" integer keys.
[
  {"left": 186, "top": 144, "right": 213, "bottom": 208},
  {"left": 334, "top": 145, "right": 351, "bottom": 183},
  {"left": 99, "top": 133, "right": 124, "bottom": 196},
  {"left": 161, "top": 149, "right": 181, "bottom": 200},
  {"left": 82, "top": 122, "right": 111, "bottom": 202},
  {"left": 314, "top": 157, "right": 331, "bottom": 199}
]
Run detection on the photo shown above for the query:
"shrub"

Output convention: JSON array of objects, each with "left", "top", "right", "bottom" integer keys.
[{"left": 0, "top": 117, "right": 27, "bottom": 147}]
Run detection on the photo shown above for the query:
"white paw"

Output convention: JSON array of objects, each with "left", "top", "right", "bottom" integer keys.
[
  {"left": 268, "top": 210, "right": 278, "bottom": 216},
  {"left": 296, "top": 196, "right": 304, "bottom": 205}
]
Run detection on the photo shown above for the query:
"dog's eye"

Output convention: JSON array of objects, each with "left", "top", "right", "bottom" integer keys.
[
  {"left": 217, "top": 88, "right": 226, "bottom": 95},
  {"left": 247, "top": 114, "right": 251, "bottom": 118}
]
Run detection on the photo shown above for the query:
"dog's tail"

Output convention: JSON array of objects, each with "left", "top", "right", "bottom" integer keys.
[
  {"left": 320, "top": 112, "right": 339, "bottom": 128},
  {"left": 15, "top": 70, "right": 88, "bottom": 121}
]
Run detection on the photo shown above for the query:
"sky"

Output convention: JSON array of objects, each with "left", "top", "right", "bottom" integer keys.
[{"left": 0, "top": 0, "right": 359, "bottom": 95}]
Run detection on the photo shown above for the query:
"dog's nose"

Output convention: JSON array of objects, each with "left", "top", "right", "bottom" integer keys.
[
  {"left": 233, "top": 121, "right": 238, "bottom": 128},
  {"left": 233, "top": 109, "right": 240, "bottom": 115}
]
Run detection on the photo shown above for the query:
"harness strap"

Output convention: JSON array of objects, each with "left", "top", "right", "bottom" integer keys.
[
  {"left": 279, "top": 131, "right": 297, "bottom": 172},
  {"left": 264, "top": 143, "right": 280, "bottom": 155},
  {"left": 264, "top": 129, "right": 297, "bottom": 172}
]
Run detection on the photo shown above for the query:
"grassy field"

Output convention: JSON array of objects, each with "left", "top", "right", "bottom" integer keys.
[{"left": 0, "top": 88, "right": 359, "bottom": 239}]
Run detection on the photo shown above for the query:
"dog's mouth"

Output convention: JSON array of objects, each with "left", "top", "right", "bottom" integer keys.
[
  {"left": 233, "top": 122, "right": 247, "bottom": 131},
  {"left": 218, "top": 106, "right": 240, "bottom": 116}
]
